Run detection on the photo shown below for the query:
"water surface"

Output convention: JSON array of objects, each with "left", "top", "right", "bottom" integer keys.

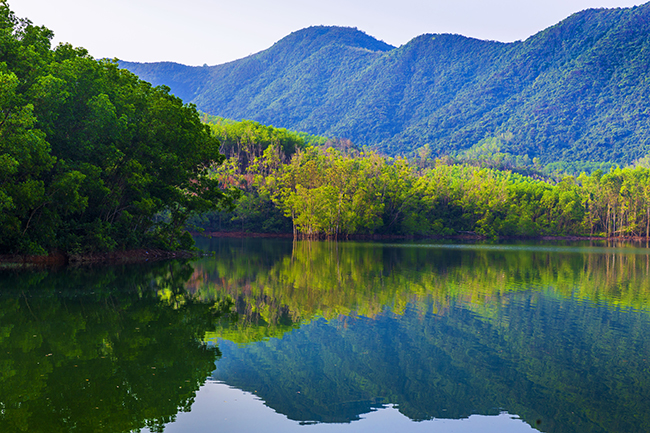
[{"left": 2, "top": 238, "right": 650, "bottom": 432}]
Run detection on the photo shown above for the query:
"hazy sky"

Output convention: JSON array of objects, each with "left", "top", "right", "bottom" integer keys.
[{"left": 10, "top": 0, "right": 647, "bottom": 66}]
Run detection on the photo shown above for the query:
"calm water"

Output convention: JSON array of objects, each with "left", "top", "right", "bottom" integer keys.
[{"left": 2, "top": 238, "right": 650, "bottom": 432}]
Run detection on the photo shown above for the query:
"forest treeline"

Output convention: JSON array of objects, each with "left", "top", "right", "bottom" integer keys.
[
  {"left": 6, "top": 0, "right": 650, "bottom": 256},
  {"left": 196, "top": 118, "right": 650, "bottom": 239},
  {"left": 0, "top": 3, "right": 233, "bottom": 255}
]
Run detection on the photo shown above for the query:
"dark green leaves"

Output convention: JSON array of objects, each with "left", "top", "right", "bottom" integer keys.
[{"left": 0, "top": 3, "right": 232, "bottom": 254}]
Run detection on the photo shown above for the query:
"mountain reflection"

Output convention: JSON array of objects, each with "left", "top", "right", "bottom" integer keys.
[
  {"left": 194, "top": 238, "right": 650, "bottom": 433},
  {"left": 2, "top": 239, "right": 650, "bottom": 433}
]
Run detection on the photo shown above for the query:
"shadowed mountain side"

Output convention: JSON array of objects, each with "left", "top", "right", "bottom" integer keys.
[
  {"left": 116, "top": 61, "right": 211, "bottom": 103},
  {"left": 121, "top": 26, "right": 393, "bottom": 124},
  {"left": 120, "top": 4, "right": 650, "bottom": 165}
]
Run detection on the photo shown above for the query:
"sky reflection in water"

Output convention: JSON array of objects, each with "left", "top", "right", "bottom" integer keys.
[{"left": 150, "top": 381, "right": 536, "bottom": 433}]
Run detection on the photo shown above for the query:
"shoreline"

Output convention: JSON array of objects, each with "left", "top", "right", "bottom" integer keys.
[
  {"left": 0, "top": 248, "right": 197, "bottom": 268},
  {"left": 198, "top": 231, "right": 650, "bottom": 243},
  {"left": 3, "top": 233, "right": 649, "bottom": 267}
]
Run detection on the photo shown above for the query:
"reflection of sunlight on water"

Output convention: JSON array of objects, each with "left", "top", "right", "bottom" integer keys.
[{"left": 145, "top": 381, "right": 537, "bottom": 433}]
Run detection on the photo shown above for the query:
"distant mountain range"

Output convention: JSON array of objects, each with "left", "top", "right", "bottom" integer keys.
[{"left": 120, "top": 3, "right": 650, "bottom": 165}]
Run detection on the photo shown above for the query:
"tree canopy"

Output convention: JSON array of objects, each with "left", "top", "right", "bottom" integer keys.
[
  {"left": 0, "top": 2, "right": 233, "bottom": 255},
  {"left": 192, "top": 119, "right": 650, "bottom": 240}
]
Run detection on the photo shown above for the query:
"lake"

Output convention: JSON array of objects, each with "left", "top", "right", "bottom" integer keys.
[{"left": 2, "top": 237, "right": 650, "bottom": 432}]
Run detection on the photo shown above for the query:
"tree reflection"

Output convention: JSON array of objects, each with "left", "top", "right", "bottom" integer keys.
[
  {"left": 192, "top": 239, "right": 650, "bottom": 433},
  {"left": 0, "top": 261, "right": 231, "bottom": 433},
  {"left": 193, "top": 240, "right": 650, "bottom": 344},
  {"left": 4, "top": 240, "right": 650, "bottom": 433}
]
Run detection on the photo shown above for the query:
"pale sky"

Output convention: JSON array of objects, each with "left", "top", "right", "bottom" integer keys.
[{"left": 9, "top": 0, "right": 647, "bottom": 66}]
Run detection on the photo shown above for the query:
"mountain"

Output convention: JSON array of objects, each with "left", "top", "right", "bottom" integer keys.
[{"left": 119, "top": 4, "right": 650, "bottom": 165}]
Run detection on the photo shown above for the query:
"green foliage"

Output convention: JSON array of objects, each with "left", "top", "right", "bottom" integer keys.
[
  {"left": 121, "top": 5, "right": 650, "bottom": 167},
  {"left": 188, "top": 118, "right": 331, "bottom": 234},
  {"left": 202, "top": 114, "right": 326, "bottom": 170},
  {"left": 0, "top": 3, "right": 233, "bottom": 254},
  {"left": 199, "top": 130, "right": 650, "bottom": 239},
  {"left": 265, "top": 147, "right": 387, "bottom": 236}
]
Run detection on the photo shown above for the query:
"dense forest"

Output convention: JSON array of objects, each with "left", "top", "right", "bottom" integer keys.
[
  {"left": 194, "top": 118, "right": 650, "bottom": 239},
  {"left": 0, "top": 2, "right": 234, "bottom": 255},
  {"left": 120, "top": 3, "right": 650, "bottom": 167},
  {"left": 6, "top": 0, "right": 650, "bottom": 256}
]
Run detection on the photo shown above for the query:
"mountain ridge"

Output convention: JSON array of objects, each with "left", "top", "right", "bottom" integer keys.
[{"left": 119, "top": 3, "right": 650, "bottom": 164}]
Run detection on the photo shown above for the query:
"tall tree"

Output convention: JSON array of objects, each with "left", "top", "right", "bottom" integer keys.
[{"left": 0, "top": 2, "right": 234, "bottom": 254}]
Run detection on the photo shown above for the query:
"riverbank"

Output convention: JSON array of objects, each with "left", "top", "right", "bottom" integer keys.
[
  {"left": 199, "top": 231, "right": 650, "bottom": 243},
  {"left": 0, "top": 248, "right": 197, "bottom": 267},
  {"left": 4, "top": 233, "right": 649, "bottom": 268}
]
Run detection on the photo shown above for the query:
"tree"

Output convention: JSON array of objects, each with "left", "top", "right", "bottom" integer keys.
[{"left": 0, "top": 2, "right": 234, "bottom": 254}]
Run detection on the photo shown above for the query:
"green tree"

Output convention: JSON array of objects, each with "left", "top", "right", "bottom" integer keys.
[{"left": 0, "top": 2, "right": 234, "bottom": 254}]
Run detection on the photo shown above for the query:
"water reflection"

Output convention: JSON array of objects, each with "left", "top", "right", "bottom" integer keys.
[
  {"left": 0, "top": 261, "right": 229, "bottom": 433},
  {"left": 194, "top": 238, "right": 650, "bottom": 433},
  {"left": 1, "top": 239, "right": 650, "bottom": 432},
  {"left": 158, "top": 381, "right": 537, "bottom": 433}
]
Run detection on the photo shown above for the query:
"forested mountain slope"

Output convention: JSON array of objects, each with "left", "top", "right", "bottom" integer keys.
[{"left": 120, "top": 4, "right": 650, "bottom": 164}]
